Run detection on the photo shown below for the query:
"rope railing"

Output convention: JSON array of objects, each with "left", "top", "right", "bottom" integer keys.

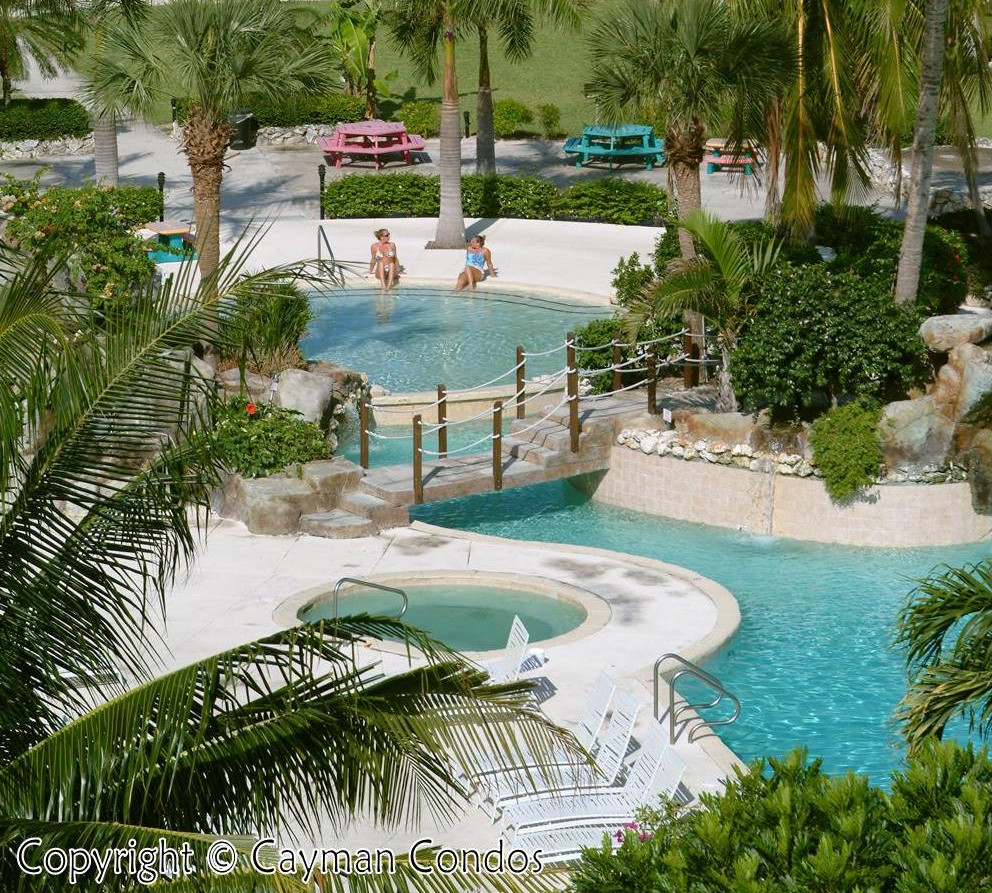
[{"left": 357, "top": 327, "right": 715, "bottom": 500}]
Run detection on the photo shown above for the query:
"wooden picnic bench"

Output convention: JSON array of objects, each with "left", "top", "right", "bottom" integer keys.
[
  {"left": 317, "top": 120, "right": 426, "bottom": 170},
  {"left": 563, "top": 124, "right": 665, "bottom": 171}
]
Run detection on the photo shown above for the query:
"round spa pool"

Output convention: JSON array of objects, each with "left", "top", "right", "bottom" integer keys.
[
  {"left": 301, "top": 286, "right": 606, "bottom": 393},
  {"left": 299, "top": 582, "right": 588, "bottom": 652}
]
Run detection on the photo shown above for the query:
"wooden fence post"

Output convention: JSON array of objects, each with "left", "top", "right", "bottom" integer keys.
[
  {"left": 647, "top": 348, "right": 657, "bottom": 415},
  {"left": 437, "top": 383, "right": 448, "bottom": 459},
  {"left": 566, "top": 332, "right": 580, "bottom": 453},
  {"left": 516, "top": 346, "right": 526, "bottom": 420},
  {"left": 612, "top": 339, "right": 622, "bottom": 393},
  {"left": 359, "top": 400, "right": 370, "bottom": 469},
  {"left": 413, "top": 414, "right": 424, "bottom": 504},
  {"left": 492, "top": 401, "right": 503, "bottom": 491}
]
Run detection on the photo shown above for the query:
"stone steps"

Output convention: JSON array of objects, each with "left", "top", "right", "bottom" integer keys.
[
  {"left": 300, "top": 508, "right": 377, "bottom": 539},
  {"left": 338, "top": 489, "right": 410, "bottom": 528}
]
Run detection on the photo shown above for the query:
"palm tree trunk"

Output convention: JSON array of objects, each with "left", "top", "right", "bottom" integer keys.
[
  {"left": 716, "top": 346, "right": 737, "bottom": 412},
  {"left": 365, "top": 35, "right": 378, "bottom": 119},
  {"left": 430, "top": 10, "right": 466, "bottom": 249},
  {"left": 894, "top": 0, "right": 949, "bottom": 305},
  {"left": 763, "top": 100, "right": 782, "bottom": 225},
  {"left": 475, "top": 24, "right": 496, "bottom": 176},
  {"left": 672, "top": 159, "right": 707, "bottom": 386},
  {"left": 92, "top": 112, "right": 119, "bottom": 187},
  {"left": 183, "top": 107, "right": 230, "bottom": 280}
]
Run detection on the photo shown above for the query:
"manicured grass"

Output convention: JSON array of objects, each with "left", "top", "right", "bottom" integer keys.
[{"left": 300, "top": 0, "right": 626, "bottom": 138}]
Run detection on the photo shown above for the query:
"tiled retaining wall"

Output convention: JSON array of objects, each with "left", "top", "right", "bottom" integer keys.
[{"left": 589, "top": 445, "right": 992, "bottom": 547}]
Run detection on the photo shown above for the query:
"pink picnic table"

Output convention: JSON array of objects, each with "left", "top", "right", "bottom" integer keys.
[{"left": 316, "top": 120, "right": 426, "bottom": 169}]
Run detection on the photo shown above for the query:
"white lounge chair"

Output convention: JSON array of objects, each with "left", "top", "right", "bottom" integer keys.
[
  {"left": 472, "top": 671, "right": 617, "bottom": 780},
  {"left": 483, "top": 615, "right": 529, "bottom": 683},
  {"left": 501, "top": 722, "right": 685, "bottom": 832},
  {"left": 480, "top": 690, "right": 641, "bottom": 817}
]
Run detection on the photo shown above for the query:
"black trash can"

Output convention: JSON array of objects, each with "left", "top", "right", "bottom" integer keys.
[{"left": 229, "top": 111, "right": 257, "bottom": 150}]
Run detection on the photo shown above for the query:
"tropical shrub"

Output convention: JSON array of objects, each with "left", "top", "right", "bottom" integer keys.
[
  {"left": 573, "top": 315, "right": 682, "bottom": 393},
  {"left": 554, "top": 179, "right": 669, "bottom": 226},
  {"left": 730, "top": 219, "right": 822, "bottom": 266},
  {"left": 321, "top": 173, "right": 440, "bottom": 217},
  {"left": 0, "top": 98, "right": 89, "bottom": 141},
  {"left": 219, "top": 280, "right": 313, "bottom": 376},
  {"left": 3, "top": 180, "right": 160, "bottom": 322},
  {"left": 491, "top": 98, "right": 534, "bottom": 137},
  {"left": 651, "top": 225, "right": 680, "bottom": 270},
  {"left": 809, "top": 401, "right": 883, "bottom": 501},
  {"left": 393, "top": 100, "right": 440, "bottom": 138},
  {"left": 175, "top": 93, "right": 364, "bottom": 127},
  {"left": 733, "top": 264, "right": 930, "bottom": 419},
  {"left": 611, "top": 252, "right": 655, "bottom": 307},
  {"left": 813, "top": 203, "right": 968, "bottom": 316},
  {"left": 212, "top": 397, "right": 330, "bottom": 478},
  {"left": 571, "top": 742, "right": 992, "bottom": 893},
  {"left": 536, "top": 103, "right": 562, "bottom": 138},
  {"left": 462, "top": 174, "right": 556, "bottom": 219}
]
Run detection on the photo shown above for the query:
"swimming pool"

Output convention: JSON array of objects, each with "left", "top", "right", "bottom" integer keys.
[
  {"left": 300, "top": 581, "right": 587, "bottom": 652},
  {"left": 413, "top": 480, "right": 990, "bottom": 785},
  {"left": 302, "top": 286, "right": 606, "bottom": 393}
]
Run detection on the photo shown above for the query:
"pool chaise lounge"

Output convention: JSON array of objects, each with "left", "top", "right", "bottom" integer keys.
[
  {"left": 478, "top": 689, "right": 641, "bottom": 818},
  {"left": 482, "top": 614, "right": 530, "bottom": 683},
  {"left": 503, "top": 723, "right": 687, "bottom": 864},
  {"left": 501, "top": 721, "right": 685, "bottom": 831}
]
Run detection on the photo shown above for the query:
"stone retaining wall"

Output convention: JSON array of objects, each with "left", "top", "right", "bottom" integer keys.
[
  {"left": 591, "top": 445, "right": 992, "bottom": 547},
  {"left": 0, "top": 135, "right": 94, "bottom": 159}
]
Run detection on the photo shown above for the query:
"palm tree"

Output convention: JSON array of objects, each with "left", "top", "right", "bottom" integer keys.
[
  {"left": 0, "top": 0, "right": 83, "bottom": 104},
  {"left": 896, "top": 559, "right": 992, "bottom": 748},
  {"left": 87, "top": 0, "right": 336, "bottom": 278},
  {"left": 894, "top": 0, "right": 950, "bottom": 304},
  {"left": 324, "top": 0, "right": 390, "bottom": 119},
  {"left": 0, "top": 240, "right": 575, "bottom": 888},
  {"left": 624, "top": 211, "right": 781, "bottom": 412},
  {"left": 587, "top": 0, "right": 788, "bottom": 377},
  {"left": 736, "top": 0, "right": 868, "bottom": 237},
  {"left": 390, "top": 0, "right": 470, "bottom": 247},
  {"left": 472, "top": 0, "right": 582, "bottom": 176}
]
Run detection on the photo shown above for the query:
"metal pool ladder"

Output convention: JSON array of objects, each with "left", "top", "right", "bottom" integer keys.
[
  {"left": 331, "top": 577, "right": 409, "bottom": 620},
  {"left": 653, "top": 652, "right": 740, "bottom": 744}
]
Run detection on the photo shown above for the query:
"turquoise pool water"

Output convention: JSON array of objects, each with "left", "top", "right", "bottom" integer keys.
[
  {"left": 340, "top": 418, "right": 507, "bottom": 468},
  {"left": 300, "top": 583, "right": 586, "bottom": 652},
  {"left": 413, "top": 481, "right": 991, "bottom": 785},
  {"left": 302, "top": 287, "right": 606, "bottom": 393}
]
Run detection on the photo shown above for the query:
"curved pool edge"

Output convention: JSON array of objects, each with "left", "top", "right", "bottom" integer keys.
[
  {"left": 325, "top": 275, "right": 613, "bottom": 307},
  {"left": 409, "top": 521, "right": 746, "bottom": 777},
  {"left": 274, "top": 568, "right": 612, "bottom": 659}
]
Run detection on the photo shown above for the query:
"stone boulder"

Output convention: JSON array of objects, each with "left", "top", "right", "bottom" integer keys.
[
  {"left": 218, "top": 368, "right": 273, "bottom": 402},
  {"left": 919, "top": 312, "right": 992, "bottom": 352},
  {"left": 221, "top": 474, "right": 319, "bottom": 535},
  {"left": 879, "top": 396, "right": 955, "bottom": 467},
  {"left": 274, "top": 368, "right": 335, "bottom": 426},
  {"left": 953, "top": 344, "right": 992, "bottom": 421},
  {"left": 680, "top": 411, "right": 759, "bottom": 445},
  {"left": 964, "top": 429, "right": 992, "bottom": 515},
  {"left": 306, "top": 360, "right": 365, "bottom": 394}
]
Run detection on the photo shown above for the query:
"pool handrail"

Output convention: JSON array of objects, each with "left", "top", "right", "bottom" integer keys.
[
  {"left": 653, "top": 652, "right": 740, "bottom": 744},
  {"left": 332, "top": 577, "right": 409, "bottom": 620}
]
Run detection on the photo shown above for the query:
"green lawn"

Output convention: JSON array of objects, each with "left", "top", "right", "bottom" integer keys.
[{"left": 302, "top": 0, "right": 626, "bottom": 137}]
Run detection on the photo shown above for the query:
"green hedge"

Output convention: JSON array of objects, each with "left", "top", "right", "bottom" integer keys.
[
  {"left": 391, "top": 101, "right": 439, "bottom": 138},
  {"left": 809, "top": 401, "right": 883, "bottom": 502},
  {"left": 492, "top": 98, "right": 534, "bottom": 137},
  {"left": 175, "top": 93, "right": 364, "bottom": 127},
  {"left": 0, "top": 98, "right": 89, "bottom": 141},
  {"left": 321, "top": 174, "right": 669, "bottom": 225},
  {"left": 554, "top": 179, "right": 669, "bottom": 226}
]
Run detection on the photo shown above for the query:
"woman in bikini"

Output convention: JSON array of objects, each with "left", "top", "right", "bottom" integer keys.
[
  {"left": 454, "top": 234, "right": 497, "bottom": 291},
  {"left": 369, "top": 228, "right": 398, "bottom": 290}
]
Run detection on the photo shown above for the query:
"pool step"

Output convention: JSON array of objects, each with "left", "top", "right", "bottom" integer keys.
[
  {"left": 509, "top": 418, "right": 610, "bottom": 458},
  {"left": 300, "top": 509, "right": 377, "bottom": 539},
  {"left": 502, "top": 436, "right": 567, "bottom": 468},
  {"left": 338, "top": 490, "right": 410, "bottom": 528}
]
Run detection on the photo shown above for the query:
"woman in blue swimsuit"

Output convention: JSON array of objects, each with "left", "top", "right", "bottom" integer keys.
[
  {"left": 455, "top": 235, "right": 497, "bottom": 291},
  {"left": 369, "top": 228, "right": 399, "bottom": 290}
]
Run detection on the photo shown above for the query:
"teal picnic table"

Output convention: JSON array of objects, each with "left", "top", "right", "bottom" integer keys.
[{"left": 563, "top": 124, "right": 665, "bottom": 171}]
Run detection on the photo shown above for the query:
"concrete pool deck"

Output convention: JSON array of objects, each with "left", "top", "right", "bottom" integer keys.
[{"left": 161, "top": 517, "right": 741, "bottom": 850}]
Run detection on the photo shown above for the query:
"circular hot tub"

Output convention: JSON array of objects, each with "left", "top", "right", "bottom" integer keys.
[{"left": 291, "top": 572, "right": 605, "bottom": 654}]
